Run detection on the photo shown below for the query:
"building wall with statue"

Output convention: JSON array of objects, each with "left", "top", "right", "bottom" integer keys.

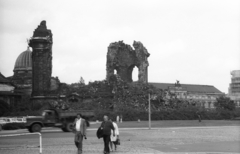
[{"left": 149, "top": 81, "right": 224, "bottom": 109}]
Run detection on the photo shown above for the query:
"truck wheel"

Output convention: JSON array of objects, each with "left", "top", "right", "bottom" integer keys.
[
  {"left": 61, "top": 127, "right": 67, "bottom": 132},
  {"left": 28, "top": 127, "right": 33, "bottom": 133},
  {"left": 31, "top": 124, "right": 42, "bottom": 132},
  {"left": 65, "top": 123, "right": 73, "bottom": 132}
]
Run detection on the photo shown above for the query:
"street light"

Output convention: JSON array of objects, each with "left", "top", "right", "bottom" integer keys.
[
  {"left": 148, "top": 89, "right": 157, "bottom": 130},
  {"left": 148, "top": 89, "right": 155, "bottom": 130},
  {"left": 148, "top": 93, "right": 151, "bottom": 129}
]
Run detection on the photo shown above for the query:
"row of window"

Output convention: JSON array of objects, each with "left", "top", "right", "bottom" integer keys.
[
  {"left": 230, "top": 84, "right": 240, "bottom": 87},
  {"left": 16, "top": 71, "right": 32, "bottom": 74},
  {"left": 231, "top": 78, "right": 240, "bottom": 82},
  {"left": 175, "top": 94, "right": 216, "bottom": 100},
  {"left": 231, "top": 87, "right": 240, "bottom": 90}
]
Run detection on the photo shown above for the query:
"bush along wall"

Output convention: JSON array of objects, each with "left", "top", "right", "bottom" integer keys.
[{"left": 93, "top": 107, "right": 240, "bottom": 121}]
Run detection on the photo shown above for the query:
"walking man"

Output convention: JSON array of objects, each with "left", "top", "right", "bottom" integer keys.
[
  {"left": 73, "top": 113, "right": 87, "bottom": 154},
  {"left": 100, "top": 115, "right": 115, "bottom": 154}
]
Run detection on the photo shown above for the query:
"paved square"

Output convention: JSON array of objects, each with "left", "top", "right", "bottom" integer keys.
[{"left": 0, "top": 126, "right": 239, "bottom": 154}]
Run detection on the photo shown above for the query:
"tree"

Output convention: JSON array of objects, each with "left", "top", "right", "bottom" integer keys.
[
  {"left": 214, "top": 96, "right": 235, "bottom": 111},
  {"left": 79, "top": 76, "right": 85, "bottom": 85}
]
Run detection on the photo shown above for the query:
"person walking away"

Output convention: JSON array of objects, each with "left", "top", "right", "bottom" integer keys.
[
  {"left": 73, "top": 113, "right": 87, "bottom": 154},
  {"left": 100, "top": 115, "right": 115, "bottom": 154},
  {"left": 116, "top": 115, "right": 119, "bottom": 123},
  {"left": 120, "top": 115, "right": 123, "bottom": 123},
  {"left": 196, "top": 111, "right": 201, "bottom": 122},
  {"left": 109, "top": 119, "right": 119, "bottom": 151}
]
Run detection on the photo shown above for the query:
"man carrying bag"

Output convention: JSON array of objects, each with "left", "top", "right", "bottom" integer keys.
[{"left": 98, "top": 115, "right": 115, "bottom": 154}]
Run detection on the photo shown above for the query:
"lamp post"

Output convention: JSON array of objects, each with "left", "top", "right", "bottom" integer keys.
[{"left": 148, "top": 93, "right": 151, "bottom": 129}]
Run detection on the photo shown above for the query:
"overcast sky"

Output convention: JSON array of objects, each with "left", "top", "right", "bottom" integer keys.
[{"left": 0, "top": 0, "right": 239, "bottom": 93}]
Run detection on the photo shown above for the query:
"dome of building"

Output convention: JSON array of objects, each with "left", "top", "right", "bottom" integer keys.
[{"left": 14, "top": 47, "right": 32, "bottom": 71}]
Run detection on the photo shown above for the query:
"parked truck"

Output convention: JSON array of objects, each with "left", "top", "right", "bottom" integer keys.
[{"left": 25, "top": 109, "right": 95, "bottom": 132}]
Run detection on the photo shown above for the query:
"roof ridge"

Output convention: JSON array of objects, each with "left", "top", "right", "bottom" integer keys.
[
  {"left": 148, "top": 82, "right": 222, "bottom": 93},
  {"left": 148, "top": 82, "right": 213, "bottom": 86}
]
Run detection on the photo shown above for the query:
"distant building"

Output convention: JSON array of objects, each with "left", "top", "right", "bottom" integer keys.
[
  {"left": 228, "top": 70, "right": 240, "bottom": 107},
  {"left": 0, "top": 73, "right": 22, "bottom": 108},
  {"left": 7, "top": 46, "right": 59, "bottom": 97},
  {"left": 149, "top": 81, "right": 224, "bottom": 109},
  {"left": 8, "top": 47, "right": 32, "bottom": 95}
]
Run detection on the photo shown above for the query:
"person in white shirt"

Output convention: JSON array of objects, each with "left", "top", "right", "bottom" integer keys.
[
  {"left": 73, "top": 113, "right": 87, "bottom": 154},
  {"left": 109, "top": 119, "right": 119, "bottom": 151}
]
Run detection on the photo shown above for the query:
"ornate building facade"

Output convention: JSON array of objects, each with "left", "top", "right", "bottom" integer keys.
[{"left": 228, "top": 70, "right": 240, "bottom": 107}]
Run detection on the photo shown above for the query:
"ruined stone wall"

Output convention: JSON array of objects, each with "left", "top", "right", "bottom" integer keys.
[
  {"left": 133, "top": 41, "right": 150, "bottom": 83},
  {"left": 106, "top": 41, "right": 150, "bottom": 83},
  {"left": 106, "top": 41, "right": 136, "bottom": 82},
  {"left": 29, "top": 21, "right": 53, "bottom": 97}
]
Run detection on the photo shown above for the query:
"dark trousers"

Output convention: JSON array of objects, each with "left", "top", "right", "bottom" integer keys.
[
  {"left": 103, "top": 135, "right": 111, "bottom": 153},
  {"left": 198, "top": 115, "right": 201, "bottom": 122},
  {"left": 74, "top": 131, "right": 83, "bottom": 154}
]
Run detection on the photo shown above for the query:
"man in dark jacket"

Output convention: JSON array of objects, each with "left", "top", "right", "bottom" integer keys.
[{"left": 100, "top": 115, "right": 115, "bottom": 154}]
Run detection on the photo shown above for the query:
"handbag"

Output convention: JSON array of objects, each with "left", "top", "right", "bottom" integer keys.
[
  {"left": 96, "top": 127, "right": 104, "bottom": 139},
  {"left": 116, "top": 138, "right": 120, "bottom": 145}
]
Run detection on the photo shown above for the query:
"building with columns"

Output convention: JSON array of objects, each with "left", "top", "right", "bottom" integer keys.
[{"left": 228, "top": 70, "right": 240, "bottom": 107}]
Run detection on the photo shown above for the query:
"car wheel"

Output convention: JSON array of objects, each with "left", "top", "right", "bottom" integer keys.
[{"left": 28, "top": 127, "right": 33, "bottom": 133}]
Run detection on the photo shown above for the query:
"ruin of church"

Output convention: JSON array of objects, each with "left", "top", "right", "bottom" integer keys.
[{"left": 106, "top": 41, "right": 150, "bottom": 83}]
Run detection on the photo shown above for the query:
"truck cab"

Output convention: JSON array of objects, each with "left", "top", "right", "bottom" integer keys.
[{"left": 42, "top": 110, "right": 57, "bottom": 126}]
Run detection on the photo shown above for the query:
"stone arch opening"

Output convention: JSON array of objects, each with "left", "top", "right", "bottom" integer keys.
[{"left": 132, "top": 66, "right": 138, "bottom": 82}]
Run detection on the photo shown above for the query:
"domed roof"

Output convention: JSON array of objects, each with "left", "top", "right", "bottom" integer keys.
[{"left": 14, "top": 47, "right": 32, "bottom": 71}]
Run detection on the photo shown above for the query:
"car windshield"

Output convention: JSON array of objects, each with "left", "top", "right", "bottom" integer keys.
[{"left": 42, "top": 111, "right": 47, "bottom": 116}]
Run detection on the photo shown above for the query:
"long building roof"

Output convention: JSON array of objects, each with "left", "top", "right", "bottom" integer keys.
[{"left": 149, "top": 82, "right": 223, "bottom": 94}]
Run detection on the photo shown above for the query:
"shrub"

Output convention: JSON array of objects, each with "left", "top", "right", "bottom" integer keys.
[
  {"left": 233, "top": 108, "right": 240, "bottom": 118},
  {"left": 215, "top": 96, "right": 236, "bottom": 111},
  {"left": 92, "top": 106, "right": 239, "bottom": 121}
]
